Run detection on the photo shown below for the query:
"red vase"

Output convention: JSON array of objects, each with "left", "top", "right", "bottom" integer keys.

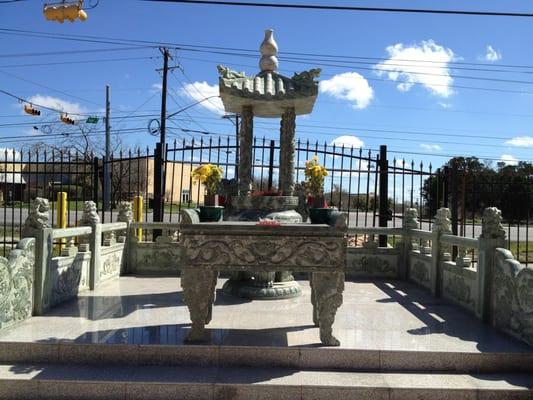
[
  {"left": 204, "top": 194, "right": 220, "bottom": 206},
  {"left": 308, "top": 196, "right": 328, "bottom": 208}
]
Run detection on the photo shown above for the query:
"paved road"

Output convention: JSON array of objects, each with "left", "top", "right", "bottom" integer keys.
[{"left": 1, "top": 208, "right": 531, "bottom": 242}]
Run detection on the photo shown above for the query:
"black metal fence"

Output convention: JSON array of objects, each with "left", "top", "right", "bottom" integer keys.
[{"left": 0, "top": 139, "right": 530, "bottom": 265}]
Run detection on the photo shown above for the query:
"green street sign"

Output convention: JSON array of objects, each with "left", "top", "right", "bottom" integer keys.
[{"left": 86, "top": 116, "right": 99, "bottom": 124}]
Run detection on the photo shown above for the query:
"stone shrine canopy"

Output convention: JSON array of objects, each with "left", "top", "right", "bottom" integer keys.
[{"left": 217, "top": 29, "right": 321, "bottom": 118}]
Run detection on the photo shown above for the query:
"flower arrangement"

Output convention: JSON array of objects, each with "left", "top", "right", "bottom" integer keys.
[
  {"left": 304, "top": 155, "right": 328, "bottom": 197},
  {"left": 192, "top": 164, "right": 223, "bottom": 196}
]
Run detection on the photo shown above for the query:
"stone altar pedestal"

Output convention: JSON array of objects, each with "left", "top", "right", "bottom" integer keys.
[{"left": 179, "top": 210, "right": 347, "bottom": 346}]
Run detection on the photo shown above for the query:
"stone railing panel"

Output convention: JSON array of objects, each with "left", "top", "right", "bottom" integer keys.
[
  {"left": 441, "top": 262, "right": 479, "bottom": 316},
  {"left": 0, "top": 238, "right": 35, "bottom": 329},
  {"left": 49, "top": 251, "right": 91, "bottom": 308},
  {"left": 492, "top": 248, "right": 533, "bottom": 347},
  {"left": 346, "top": 247, "right": 400, "bottom": 279},
  {"left": 98, "top": 243, "right": 125, "bottom": 283},
  {"left": 408, "top": 251, "right": 432, "bottom": 290},
  {"left": 128, "top": 223, "right": 180, "bottom": 275}
]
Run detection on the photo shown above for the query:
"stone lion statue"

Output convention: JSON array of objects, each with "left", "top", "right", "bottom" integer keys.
[
  {"left": 434, "top": 208, "right": 451, "bottom": 233},
  {"left": 481, "top": 207, "right": 506, "bottom": 239},
  {"left": 117, "top": 202, "right": 133, "bottom": 224},
  {"left": 80, "top": 201, "right": 100, "bottom": 226},
  {"left": 21, "top": 197, "right": 50, "bottom": 237},
  {"left": 403, "top": 208, "right": 419, "bottom": 230}
]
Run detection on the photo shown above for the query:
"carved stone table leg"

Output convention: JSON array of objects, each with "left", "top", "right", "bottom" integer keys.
[
  {"left": 181, "top": 268, "right": 218, "bottom": 342},
  {"left": 311, "top": 271, "right": 345, "bottom": 346},
  {"left": 309, "top": 275, "right": 319, "bottom": 327}
]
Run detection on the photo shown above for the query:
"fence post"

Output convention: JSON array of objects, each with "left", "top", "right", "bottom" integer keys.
[
  {"left": 267, "top": 140, "right": 275, "bottom": 192},
  {"left": 450, "top": 161, "right": 459, "bottom": 259},
  {"left": 133, "top": 195, "right": 143, "bottom": 242},
  {"left": 443, "top": 166, "right": 449, "bottom": 208},
  {"left": 93, "top": 156, "right": 99, "bottom": 204},
  {"left": 56, "top": 191, "right": 67, "bottom": 252},
  {"left": 33, "top": 227, "right": 53, "bottom": 315},
  {"left": 153, "top": 143, "right": 164, "bottom": 239},
  {"left": 477, "top": 207, "right": 506, "bottom": 322},
  {"left": 378, "top": 145, "right": 388, "bottom": 247}
]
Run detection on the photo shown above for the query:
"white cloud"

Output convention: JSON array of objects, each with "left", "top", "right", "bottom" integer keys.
[
  {"left": 374, "top": 40, "right": 455, "bottom": 97},
  {"left": 26, "top": 95, "right": 86, "bottom": 115},
  {"left": 504, "top": 136, "right": 533, "bottom": 147},
  {"left": 483, "top": 45, "right": 501, "bottom": 62},
  {"left": 150, "top": 83, "right": 162, "bottom": 92},
  {"left": 420, "top": 144, "right": 442, "bottom": 152},
  {"left": 329, "top": 135, "right": 364, "bottom": 149},
  {"left": 438, "top": 102, "right": 451, "bottom": 109},
  {"left": 395, "top": 158, "right": 407, "bottom": 168},
  {"left": 0, "top": 148, "right": 20, "bottom": 161},
  {"left": 319, "top": 72, "right": 374, "bottom": 109},
  {"left": 179, "top": 81, "right": 224, "bottom": 115},
  {"left": 500, "top": 154, "right": 518, "bottom": 166}
]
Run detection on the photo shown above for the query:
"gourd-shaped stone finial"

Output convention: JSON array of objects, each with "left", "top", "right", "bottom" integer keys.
[{"left": 260, "top": 29, "right": 278, "bottom": 72}]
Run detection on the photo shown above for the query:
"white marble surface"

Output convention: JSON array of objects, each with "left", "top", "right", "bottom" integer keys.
[{"left": 0, "top": 277, "right": 530, "bottom": 354}]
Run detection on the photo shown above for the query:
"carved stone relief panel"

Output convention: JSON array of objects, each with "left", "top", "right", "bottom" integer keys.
[
  {"left": 346, "top": 251, "right": 398, "bottom": 278},
  {"left": 181, "top": 235, "right": 345, "bottom": 270},
  {"left": 443, "top": 269, "right": 476, "bottom": 311},
  {"left": 493, "top": 249, "right": 533, "bottom": 346},
  {"left": 410, "top": 259, "right": 430, "bottom": 287},
  {"left": 0, "top": 238, "right": 34, "bottom": 329}
]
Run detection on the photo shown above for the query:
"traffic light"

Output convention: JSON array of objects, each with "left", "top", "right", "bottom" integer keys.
[
  {"left": 43, "top": 1, "right": 87, "bottom": 23},
  {"left": 24, "top": 104, "right": 41, "bottom": 116},
  {"left": 60, "top": 113, "right": 76, "bottom": 125}
]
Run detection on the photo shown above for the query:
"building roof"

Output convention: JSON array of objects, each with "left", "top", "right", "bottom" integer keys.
[
  {"left": 218, "top": 68, "right": 321, "bottom": 118},
  {"left": 0, "top": 172, "right": 26, "bottom": 184},
  {"left": 217, "top": 30, "right": 321, "bottom": 118}
]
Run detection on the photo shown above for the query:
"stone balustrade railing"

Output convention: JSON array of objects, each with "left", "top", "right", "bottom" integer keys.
[
  {"left": 1, "top": 199, "right": 531, "bottom": 347},
  {"left": 127, "top": 222, "right": 180, "bottom": 275},
  {"left": 33, "top": 221, "right": 128, "bottom": 315}
]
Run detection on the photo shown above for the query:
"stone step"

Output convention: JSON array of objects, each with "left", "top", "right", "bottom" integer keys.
[
  {"left": 0, "top": 363, "right": 532, "bottom": 400},
  {"left": 1, "top": 341, "right": 533, "bottom": 373}
]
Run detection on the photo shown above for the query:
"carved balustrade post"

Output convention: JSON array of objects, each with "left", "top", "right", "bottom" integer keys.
[
  {"left": 478, "top": 207, "right": 506, "bottom": 322},
  {"left": 431, "top": 208, "right": 452, "bottom": 296},
  {"left": 80, "top": 201, "right": 101, "bottom": 290},
  {"left": 399, "top": 208, "right": 419, "bottom": 280},
  {"left": 455, "top": 246, "right": 472, "bottom": 268},
  {"left": 33, "top": 227, "right": 53, "bottom": 316},
  {"left": 21, "top": 197, "right": 52, "bottom": 316}
]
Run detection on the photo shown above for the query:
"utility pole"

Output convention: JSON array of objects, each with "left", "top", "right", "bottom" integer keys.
[
  {"left": 103, "top": 85, "right": 111, "bottom": 212},
  {"left": 154, "top": 48, "right": 170, "bottom": 229},
  {"left": 235, "top": 114, "right": 240, "bottom": 177}
]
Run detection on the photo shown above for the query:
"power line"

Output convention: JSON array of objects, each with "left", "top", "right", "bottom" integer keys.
[
  {"left": 0, "top": 45, "right": 154, "bottom": 59},
  {"left": 0, "top": 56, "right": 158, "bottom": 69},
  {"left": 1, "top": 27, "right": 532, "bottom": 71},
  {"left": 4, "top": 28, "right": 533, "bottom": 93},
  {"left": 0, "top": 70, "right": 100, "bottom": 106},
  {"left": 144, "top": 0, "right": 533, "bottom": 18}
]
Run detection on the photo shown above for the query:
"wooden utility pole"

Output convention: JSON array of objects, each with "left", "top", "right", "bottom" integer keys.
[
  {"left": 103, "top": 85, "right": 111, "bottom": 212},
  {"left": 154, "top": 48, "right": 170, "bottom": 227}
]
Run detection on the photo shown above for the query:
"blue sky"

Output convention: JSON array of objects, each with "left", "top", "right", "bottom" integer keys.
[{"left": 1, "top": 0, "right": 533, "bottom": 171}]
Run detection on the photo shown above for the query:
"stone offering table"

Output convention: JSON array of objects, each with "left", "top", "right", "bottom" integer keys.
[{"left": 179, "top": 211, "right": 347, "bottom": 346}]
